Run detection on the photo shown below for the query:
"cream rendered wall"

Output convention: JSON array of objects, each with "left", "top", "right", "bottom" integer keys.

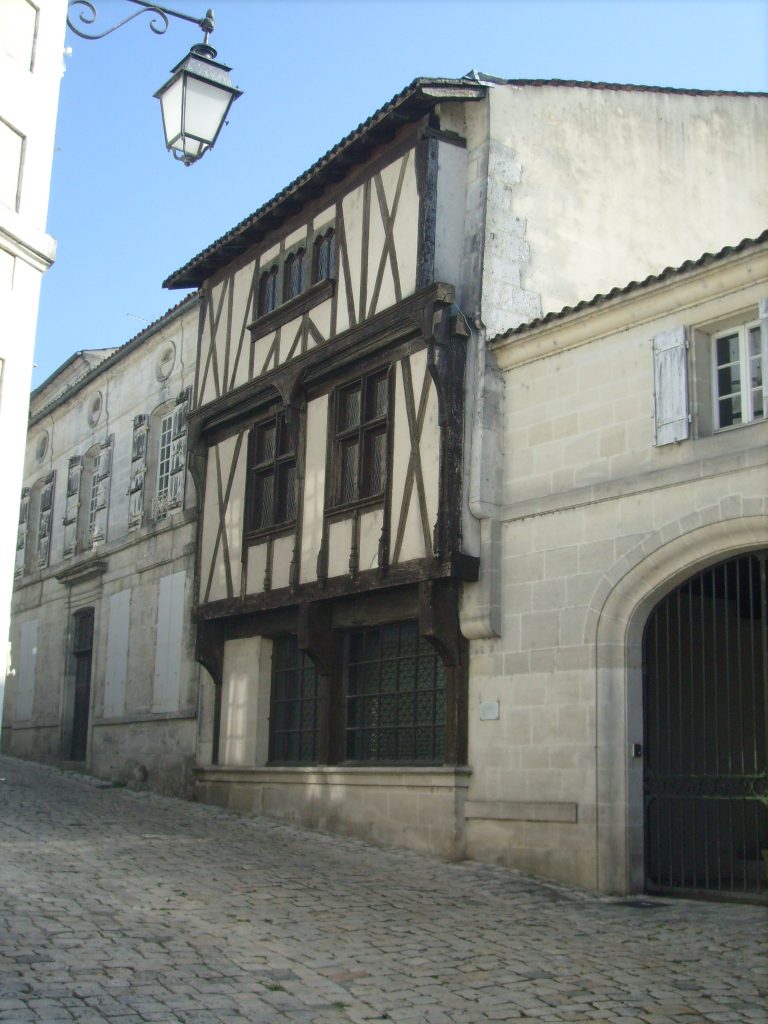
[
  {"left": 200, "top": 432, "right": 246, "bottom": 603},
  {"left": 389, "top": 348, "right": 440, "bottom": 565},
  {"left": 433, "top": 139, "right": 468, "bottom": 296},
  {"left": 0, "top": 0, "right": 67, "bottom": 723},
  {"left": 482, "top": 85, "right": 768, "bottom": 334}
]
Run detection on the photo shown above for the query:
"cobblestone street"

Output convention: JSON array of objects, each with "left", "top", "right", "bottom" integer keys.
[{"left": 0, "top": 755, "right": 765, "bottom": 1024}]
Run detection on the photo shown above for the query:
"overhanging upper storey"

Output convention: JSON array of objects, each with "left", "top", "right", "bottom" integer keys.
[{"left": 163, "top": 78, "right": 487, "bottom": 291}]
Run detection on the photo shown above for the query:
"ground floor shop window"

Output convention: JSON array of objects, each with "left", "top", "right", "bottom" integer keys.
[
  {"left": 345, "top": 621, "right": 446, "bottom": 764},
  {"left": 266, "top": 620, "right": 448, "bottom": 766},
  {"left": 269, "top": 635, "right": 320, "bottom": 764}
]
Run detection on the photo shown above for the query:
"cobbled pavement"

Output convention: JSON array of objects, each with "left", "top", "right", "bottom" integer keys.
[{"left": 0, "top": 754, "right": 765, "bottom": 1024}]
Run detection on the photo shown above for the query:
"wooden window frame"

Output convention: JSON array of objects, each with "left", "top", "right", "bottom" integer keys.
[
  {"left": 245, "top": 411, "right": 297, "bottom": 539},
  {"left": 711, "top": 319, "right": 764, "bottom": 430},
  {"left": 283, "top": 247, "right": 306, "bottom": 303},
  {"left": 268, "top": 635, "right": 320, "bottom": 765},
  {"left": 329, "top": 368, "right": 391, "bottom": 512},
  {"left": 156, "top": 412, "right": 174, "bottom": 504},
  {"left": 257, "top": 265, "right": 278, "bottom": 317},
  {"left": 312, "top": 228, "right": 335, "bottom": 285}
]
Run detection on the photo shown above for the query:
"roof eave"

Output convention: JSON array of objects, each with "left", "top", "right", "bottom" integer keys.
[{"left": 163, "top": 78, "right": 487, "bottom": 290}]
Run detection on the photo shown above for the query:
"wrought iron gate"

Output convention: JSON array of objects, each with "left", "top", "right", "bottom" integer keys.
[{"left": 643, "top": 551, "right": 768, "bottom": 901}]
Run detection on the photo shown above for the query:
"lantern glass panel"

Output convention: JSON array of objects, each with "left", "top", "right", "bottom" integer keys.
[{"left": 181, "top": 75, "right": 233, "bottom": 147}]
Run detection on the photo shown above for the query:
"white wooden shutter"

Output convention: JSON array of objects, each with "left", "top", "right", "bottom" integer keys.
[
  {"left": 37, "top": 472, "right": 55, "bottom": 569},
  {"left": 14, "top": 488, "right": 30, "bottom": 577},
  {"left": 128, "top": 415, "right": 149, "bottom": 529},
  {"left": 653, "top": 326, "right": 689, "bottom": 445},
  {"left": 63, "top": 456, "right": 83, "bottom": 557},
  {"left": 167, "top": 388, "right": 190, "bottom": 513},
  {"left": 91, "top": 436, "right": 113, "bottom": 542}
]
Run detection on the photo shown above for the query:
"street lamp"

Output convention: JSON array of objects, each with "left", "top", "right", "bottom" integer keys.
[{"left": 66, "top": 0, "right": 242, "bottom": 165}]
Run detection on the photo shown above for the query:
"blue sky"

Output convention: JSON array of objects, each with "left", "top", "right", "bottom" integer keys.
[{"left": 34, "top": 0, "right": 768, "bottom": 388}]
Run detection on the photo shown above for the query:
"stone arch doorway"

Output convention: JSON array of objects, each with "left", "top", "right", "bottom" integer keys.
[
  {"left": 593, "top": 515, "right": 768, "bottom": 897},
  {"left": 643, "top": 552, "right": 767, "bottom": 901}
]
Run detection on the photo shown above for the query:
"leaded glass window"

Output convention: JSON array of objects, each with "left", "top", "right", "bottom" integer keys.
[
  {"left": 333, "top": 369, "right": 389, "bottom": 507},
  {"left": 345, "top": 621, "right": 446, "bottom": 764},
  {"left": 283, "top": 248, "right": 306, "bottom": 302},
  {"left": 269, "top": 635, "right": 320, "bottom": 764},
  {"left": 313, "top": 229, "right": 335, "bottom": 283},
  {"left": 257, "top": 265, "right": 278, "bottom": 316},
  {"left": 247, "top": 413, "right": 297, "bottom": 533}
]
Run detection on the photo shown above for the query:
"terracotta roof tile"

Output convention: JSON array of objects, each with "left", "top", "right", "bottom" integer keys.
[{"left": 490, "top": 229, "right": 768, "bottom": 345}]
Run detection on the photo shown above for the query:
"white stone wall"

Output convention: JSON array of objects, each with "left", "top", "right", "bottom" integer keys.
[
  {"left": 469, "top": 246, "right": 768, "bottom": 891},
  {"left": 0, "top": 0, "right": 67, "bottom": 724},
  {"left": 3, "top": 300, "right": 202, "bottom": 796}
]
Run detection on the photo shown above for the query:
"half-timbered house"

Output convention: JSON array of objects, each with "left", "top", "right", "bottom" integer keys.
[{"left": 166, "top": 75, "right": 768, "bottom": 873}]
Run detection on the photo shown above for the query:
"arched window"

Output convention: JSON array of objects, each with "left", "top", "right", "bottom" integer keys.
[
  {"left": 75, "top": 440, "right": 112, "bottom": 550},
  {"left": 257, "top": 265, "right": 278, "bottom": 316},
  {"left": 148, "top": 389, "right": 190, "bottom": 522},
  {"left": 24, "top": 473, "right": 55, "bottom": 572},
  {"left": 283, "top": 248, "right": 305, "bottom": 302},
  {"left": 312, "top": 228, "right": 335, "bottom": 283}
]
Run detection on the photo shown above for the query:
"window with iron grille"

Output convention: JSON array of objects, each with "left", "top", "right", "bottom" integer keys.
[
  {"left": 247, "top": 413, "right": 297, "bottom": 534},
  {"left": 312, "top": 229, "right": 335, "bottom": 283},
  {"left": 257, "top": 265, "right": 278, "bottom": 316},
  {"left": 283, "top": 247, "right": 306, "bottom": 302},
  {"left": 269, "top": 635, "right": 320, "bottom": 763},
  {"left": 332, "top": 370, "right": 389, "bottom": 507},
  {"left": 345, "top": 621, "right": 446, "bottom": 764}
]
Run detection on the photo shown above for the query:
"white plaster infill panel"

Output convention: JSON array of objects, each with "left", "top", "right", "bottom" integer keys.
[
  {"left": 339, "top": 184, "right": 365, "bottom": 331},
  {"left": 226, "top": 261, "right": 258, "bottom": 394},
  {"left": 358, "top": 507, "right": 384, "bottom": 572},
  {"left": 299, "top": 395, "right": 328, "bottom": 584},
  {"left": 270, "top": 534, "right": 293, "bottom": 591}
]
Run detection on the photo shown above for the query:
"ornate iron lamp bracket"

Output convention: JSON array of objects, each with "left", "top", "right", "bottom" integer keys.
[{"left": 66, "top": 0, "right": 215, "bottom": 44}]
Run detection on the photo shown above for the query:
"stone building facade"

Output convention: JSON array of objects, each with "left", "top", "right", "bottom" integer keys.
[
  {"left": 485, "top": 233, "right": 768, "bottom": 900},
  {"left": 0, "top": 0, "right": 67, "bottom": 717},
  {"left": 2, "top": 295, "right": 202, "bottom": 797},
  {"left": 162, "top": 76, "right": 767, "bottom": 898},
  {"left": 6, "top": 74, "right": 766, "bottom": 901}
]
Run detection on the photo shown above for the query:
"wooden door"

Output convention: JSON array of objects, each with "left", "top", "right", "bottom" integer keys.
[{"left": 70, "top": 608, "right": 94, "bottom": 762}]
